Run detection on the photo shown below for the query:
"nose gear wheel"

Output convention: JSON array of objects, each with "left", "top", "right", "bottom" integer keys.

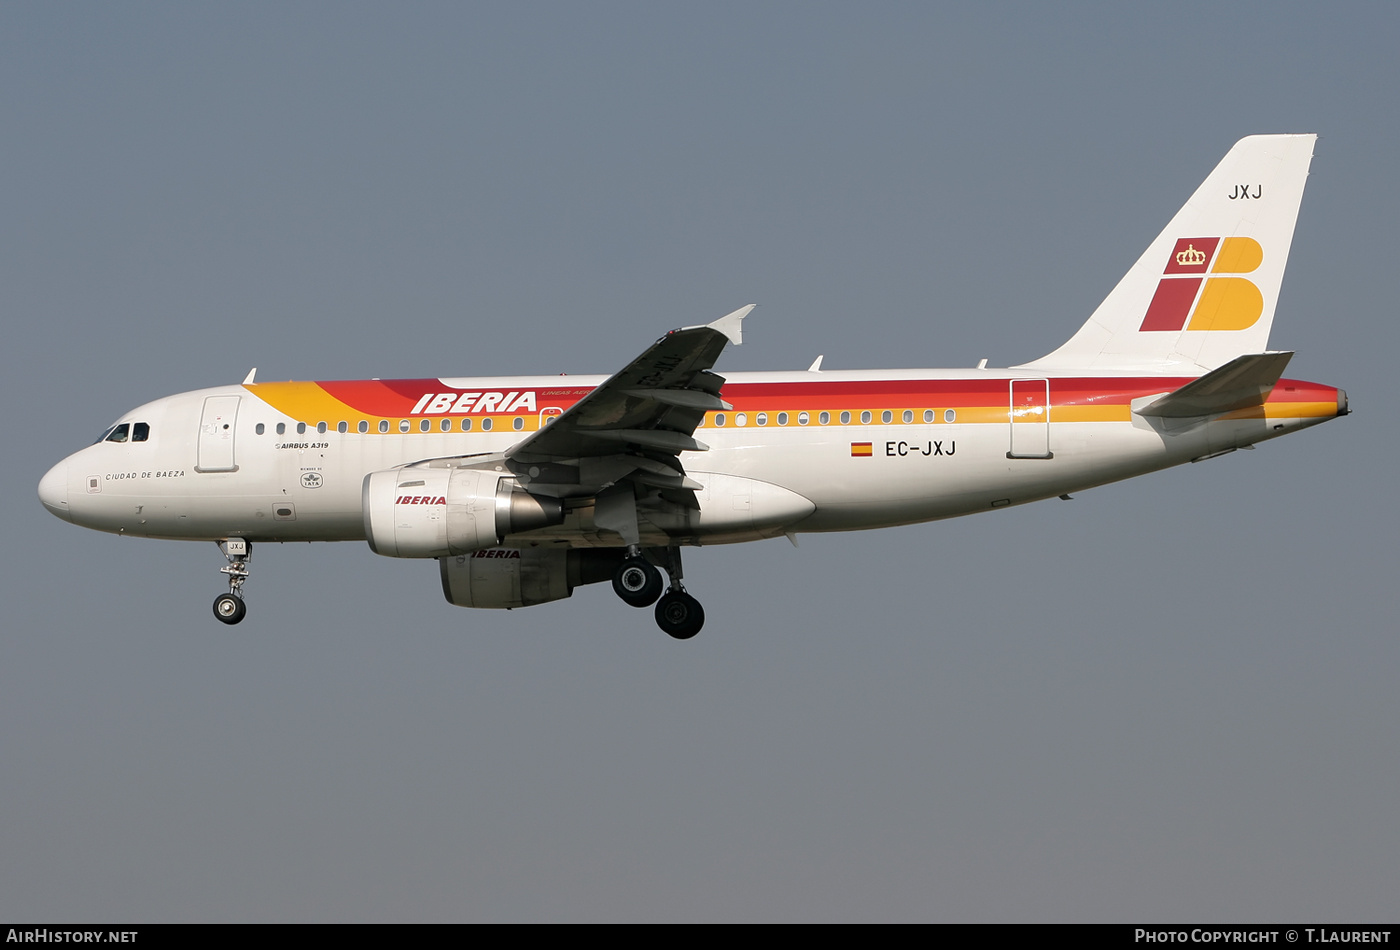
[{"left": 213, "top": 592, "right": 246, "bottom": 624}]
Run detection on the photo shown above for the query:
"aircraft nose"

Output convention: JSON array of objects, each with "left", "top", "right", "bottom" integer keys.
[{"left": 38, "top": 460, "right": 72, "bottom": 522}]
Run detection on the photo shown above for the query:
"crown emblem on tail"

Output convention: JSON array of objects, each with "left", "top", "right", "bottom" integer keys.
[{"left": 1175, "top": 244, "right": 1207, "bottom": 267}]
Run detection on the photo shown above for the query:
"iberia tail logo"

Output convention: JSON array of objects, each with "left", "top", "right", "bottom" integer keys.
[{"left": 1139, "top": 237, "right": 1264, "bottom": 332}]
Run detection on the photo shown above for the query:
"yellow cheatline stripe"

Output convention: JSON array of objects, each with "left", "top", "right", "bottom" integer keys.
[
  {"left": 953, "top": 406, "right": 1011, "bottom": 425},
  {"left": 702, "top": 401, "right": 1334, "bottom": 427},
  {"left": 247, "top": 382, "right": 356, "bottom": 423},
  {"left": 1055, "top": 405, "right": 1133, "bottom": 423},
  {"left": 701, "top": 405, "right": 1143, "bottom": 427},
  {"left": 1226, "top": 401, "right": 1338, "bottom": 421}
]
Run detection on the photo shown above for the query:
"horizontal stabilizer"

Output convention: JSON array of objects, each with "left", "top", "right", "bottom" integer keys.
[{"left": 1135, "top": 351, "right": 1293, "bottom": 418}]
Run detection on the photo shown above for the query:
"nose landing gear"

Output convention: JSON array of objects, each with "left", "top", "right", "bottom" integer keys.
[{"left": 213, "top": 538, "right": 250, "bottom": 625}]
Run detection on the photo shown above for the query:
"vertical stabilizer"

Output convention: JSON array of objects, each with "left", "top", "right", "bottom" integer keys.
[{"left": 1018, "top": 134, "right": 1316, "bottom": 372}]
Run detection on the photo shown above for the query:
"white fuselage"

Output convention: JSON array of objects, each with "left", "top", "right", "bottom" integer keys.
[{"left": 37, "top": 368, "right": 1342, "bottom": 549}]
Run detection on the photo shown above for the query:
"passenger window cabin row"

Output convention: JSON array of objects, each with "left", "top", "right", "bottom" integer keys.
[
  {"left": 242, "top": 409, "right": 960, "bottom": 436},
  {"left": 252, "top": 417, "right": 522, "bottom": 436},
  {"left": 98, "top": 409, "right": 958, "bottom": 445},
  {"left": 703, "top": 408, "right": 956, "bottom": 427}
]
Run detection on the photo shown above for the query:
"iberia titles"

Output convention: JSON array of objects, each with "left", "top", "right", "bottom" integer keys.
[{"left": 409, "top": 391, "right": 538, "bottom": 414}]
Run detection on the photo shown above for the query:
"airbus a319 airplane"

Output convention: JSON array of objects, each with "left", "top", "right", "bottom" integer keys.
[{"left": 39, "top": 135, "right": 1346, "bottom": 638}]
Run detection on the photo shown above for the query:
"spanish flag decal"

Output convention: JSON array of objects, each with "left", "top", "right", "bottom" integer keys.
[{"left": 851, "top": 442, "right": 873, "bottom": 457}]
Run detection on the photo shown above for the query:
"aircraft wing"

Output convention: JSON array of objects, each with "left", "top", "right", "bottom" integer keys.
[{"left": 506, "top": 305, "right": 752, "bottom": 465}]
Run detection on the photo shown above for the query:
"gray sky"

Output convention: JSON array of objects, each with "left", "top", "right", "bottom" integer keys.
[{"left": 2, "top": 2, "right": 1394, "bottom": 922}]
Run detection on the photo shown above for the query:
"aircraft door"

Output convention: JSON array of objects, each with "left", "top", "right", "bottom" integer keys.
[
  {"left": 197, "top": 395, "right": 241, "bottom": 472},
  {"left": 1008, "top": 379, "right": 1053, "bottom": 459}
]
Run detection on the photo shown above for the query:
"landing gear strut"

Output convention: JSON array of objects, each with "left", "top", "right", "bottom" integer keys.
[
  {"left": 213, "top": 538, "right": 250, "bottom": 625},
  {"left": 646, "top": 546, "right": 704, "bottom": 640}
]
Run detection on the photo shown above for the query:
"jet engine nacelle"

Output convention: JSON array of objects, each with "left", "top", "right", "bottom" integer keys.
[
  {"left": 439, "top": 547, "right": 624, "bottom": 609},
  {"left": 363, "top": 467, "right": 564, "bottom": 558}
]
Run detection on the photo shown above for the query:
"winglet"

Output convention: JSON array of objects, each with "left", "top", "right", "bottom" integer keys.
[
  {"left": 242, "top": 368, "right": 257, "bottom": 385},
  {"left": 705, "top": 304, "right": 754, "bottom": 345},
  {"left": 807, "top": 355, "right": 824, "bottom": 372}
]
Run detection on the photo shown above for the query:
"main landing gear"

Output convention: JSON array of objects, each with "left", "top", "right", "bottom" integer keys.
[
  {"left": 613, "top": 555, "right": 664, "bottom": 607},
  {"left": 611, "top": 545, "right": 705, "bottom": 640},
  {"left": 654, "top": 589, "right": 704, "bottom": 641},
  {"left": 213, "top": 539, "right": 250, "bottom": 625}
]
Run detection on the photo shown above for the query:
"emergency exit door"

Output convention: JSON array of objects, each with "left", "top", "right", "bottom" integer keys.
[{"left": 1008, "top": 379, "right": 1052, "bottom": 459}]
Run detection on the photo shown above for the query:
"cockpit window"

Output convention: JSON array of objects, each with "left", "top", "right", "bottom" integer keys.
[{"left": 96, "top": 422, "right": 149, "bottom": 444}]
